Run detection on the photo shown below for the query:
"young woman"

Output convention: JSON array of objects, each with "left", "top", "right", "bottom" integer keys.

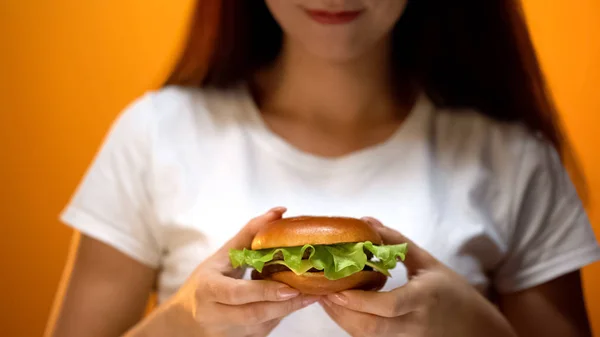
[{"left": 46, "top": 1, "right": 600, "bottom": 336}]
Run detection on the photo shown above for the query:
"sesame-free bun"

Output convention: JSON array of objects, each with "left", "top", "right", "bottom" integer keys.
[
  {"left": 261, "top": 271, "right": 387, "bottom": 295},
  {"left": 249, "top": 216, "right": 387, "bottom": 294},
  {"left": 251, "top": 216, "right": 383, "bottom": 250}
]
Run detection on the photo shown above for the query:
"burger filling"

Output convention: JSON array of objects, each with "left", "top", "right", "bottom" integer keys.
[{"left": 229, "top": 241, "right": 407, "bottom": 281}]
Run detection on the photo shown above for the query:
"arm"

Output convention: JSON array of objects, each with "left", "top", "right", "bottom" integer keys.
[
  {"left": 45, "top": 233, "right": 157, "bottom": 337},
  {"left": 48, "top": 209, "right": 316, "bottom": 337},
  {"left": 499, "top": 271, "right": 593, "bottom": 337},
  {"left": 45, "top": 93, "right": 161, "bottom": 336},
  {"left": 494, "top": 137, "right": 599, "bottom": 336}
]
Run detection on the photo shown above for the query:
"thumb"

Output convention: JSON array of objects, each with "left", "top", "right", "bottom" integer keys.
[
  {"left": 221, "top": 207, "right": 287, "bottom": 252},
  {"left": 361, "top": 217, "right": 438, "bottom": 273}
]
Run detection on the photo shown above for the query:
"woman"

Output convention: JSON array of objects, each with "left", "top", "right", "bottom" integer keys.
[{"left": 46, "top": 1, "right": 600, "bottom": 336}]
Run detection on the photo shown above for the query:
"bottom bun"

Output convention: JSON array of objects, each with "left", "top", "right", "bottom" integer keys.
[{"left": 263, "top": 271, "right": 387, "bottom": 295}]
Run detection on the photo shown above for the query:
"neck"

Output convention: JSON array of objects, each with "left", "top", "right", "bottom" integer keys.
[{"left": 254, "top": 37, "right": 407, "bottom": 127}]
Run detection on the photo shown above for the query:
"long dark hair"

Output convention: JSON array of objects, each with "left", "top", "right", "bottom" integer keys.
[{"left": 165, "top": 0, "right": 585, "bottom": 197}]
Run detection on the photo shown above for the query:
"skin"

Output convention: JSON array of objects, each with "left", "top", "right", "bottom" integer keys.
[
  {"left": 46, "top": 0, "right": 594, "bottom": 336},
  {"left": 320, "top": 218, "right": 593, "bottom": 337},
  {"left": 254, "top": 0, "right": 410, "bottom": 159},
  {"left": 47, "top": 208, "right": 320, "bottom": 337},
  {"left": 45, "top": 216, "right": 593, "bottom": 337},
  {"left": 44, "top": 233, "right": 156, "bottom": 337}
]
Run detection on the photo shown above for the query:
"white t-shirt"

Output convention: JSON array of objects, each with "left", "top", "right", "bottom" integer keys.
[{"left": 60, "top": 84, "right": 600, "bottom": 336}]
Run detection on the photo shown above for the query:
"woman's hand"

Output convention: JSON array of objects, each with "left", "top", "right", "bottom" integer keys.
[
  {"left": 320, "top": 217, "right": 518, "bottom": 337},
  {"left": 126, "top": 207, "right": 319, "bottom": 337}
]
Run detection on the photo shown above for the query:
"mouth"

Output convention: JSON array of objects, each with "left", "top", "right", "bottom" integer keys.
[{"left": 304, "top": 9, "right": 364, "bottom": 25}]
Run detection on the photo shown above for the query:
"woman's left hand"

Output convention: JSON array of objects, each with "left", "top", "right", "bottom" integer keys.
[{"left": 320, "top": 217, "right": 518, "bottom": 337}]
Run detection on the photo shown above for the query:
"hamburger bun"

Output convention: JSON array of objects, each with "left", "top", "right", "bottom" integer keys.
[
  {"left": 251, "top": 216, "right": 383, "bottom": 250},
  {"left": 255, "top": 271, "right": 387, "bottom": 295},
  {"left": 250, "top": 216, "right": 387, "bottom": 294}
]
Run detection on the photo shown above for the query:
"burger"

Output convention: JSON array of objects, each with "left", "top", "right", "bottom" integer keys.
[{"left": 229, "top": 216, "right": 408, "bottom": 295}]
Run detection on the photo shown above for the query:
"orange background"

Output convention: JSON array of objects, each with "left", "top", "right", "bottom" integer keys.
[{"left": 0, "top": 1, "right": 599, "bottom": 336}]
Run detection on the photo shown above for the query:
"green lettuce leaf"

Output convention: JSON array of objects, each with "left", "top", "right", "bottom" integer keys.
[{"left": 229, "top": 241, "right": 407, "bottom": 280}]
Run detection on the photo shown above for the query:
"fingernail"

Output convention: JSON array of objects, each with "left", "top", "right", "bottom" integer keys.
[
  {"left": 269, "top": 206, "right": 286, "bottom": 213},
  {"left": 277, "top": 288, "right": 300, "bottom": 300},
  {"left": 267, "top": 207, "right": 287, "bottom": 217},
  {"left": 302, "top": 296, "right": 320, "bottom": 306},
  {"left": 328, "top": 293, "right": 348, "bottom": 305}
]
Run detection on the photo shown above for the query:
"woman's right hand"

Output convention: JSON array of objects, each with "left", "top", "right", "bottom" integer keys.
[{"left": 125, "top": 207, "right": 319, "bottom": 337}]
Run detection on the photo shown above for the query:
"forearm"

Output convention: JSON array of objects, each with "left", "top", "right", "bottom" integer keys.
[
  {"left": 124, "top": 301, "right": 200, "bottom": 337},
  {"left": 464, "top": 292, "right": 519, "bottom": 337},
  {"left": 472, "top": 307, "right": 518, "bottom": 337}
]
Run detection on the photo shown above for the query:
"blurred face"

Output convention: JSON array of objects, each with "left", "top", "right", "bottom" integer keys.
[{"left": 265, "top": 0, "right": 408, "bottom": 61}]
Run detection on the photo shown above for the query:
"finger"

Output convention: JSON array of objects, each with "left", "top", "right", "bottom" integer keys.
[
  {"left": 205, "top": 276, "right": 300, "bottom": 305},
  {"left": 320, "top": 298, "right": 395, "bottom": 337},
  {"left": 212, "top": 207, "right": 287, "bottom": 275},
  {"left": 220, "top": 295, "right": 320, "bottom": 325},
  {"left": 361, "top": 217, "right": 413, "bottom": 246},
  {"left": 326, "top": 282, "right": 422, "bottom": 318},
  {"left": 219, "top": 207, "right": 287, "bottom": 253},
  {"left": 204, "top": 275, "right": 301, "bottom": 304},
  {"left": 362, "top": 216, "right": 437, "bottom": 272}
]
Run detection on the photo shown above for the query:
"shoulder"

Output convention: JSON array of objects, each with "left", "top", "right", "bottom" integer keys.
[
  {"left": 430, "top": 105, "right": 556, "bottom": 177},
  {"left": 125, "top": 84, "right": 246, "bottom": 125},
  {"left": 112, "top": 84, "right": 249, "bottom": 142},
  {"left": 428, "top": 104, "right": 569, "bottom": 233}
]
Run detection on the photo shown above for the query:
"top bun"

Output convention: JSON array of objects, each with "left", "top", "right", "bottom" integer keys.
[{"left": 251, "top": 216, "right": 383, "bottom": 250}]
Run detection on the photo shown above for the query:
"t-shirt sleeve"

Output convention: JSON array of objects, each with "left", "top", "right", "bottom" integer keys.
[
  {"left": 59, "top": 93, "right": 162, "bottom": 268},
  {"left": 493, "top": 136, "right": 600, "bottom": 293}
]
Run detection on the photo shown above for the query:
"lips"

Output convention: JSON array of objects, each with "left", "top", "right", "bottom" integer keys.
[{"left": 305, "top": 9, "right": 364, "bottom": 25}]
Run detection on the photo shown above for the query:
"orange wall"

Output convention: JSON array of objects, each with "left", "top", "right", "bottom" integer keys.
[
  {"left": 522, "top": 1, "right": 600, "bottom": 330},
  {"left": 0, "top": 1, "right": 598, "bottom": 336}
]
